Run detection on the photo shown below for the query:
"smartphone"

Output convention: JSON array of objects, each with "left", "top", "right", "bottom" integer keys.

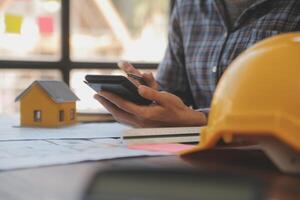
[{"left": 84, "top": 75, "right": 152, "bottom": 105}]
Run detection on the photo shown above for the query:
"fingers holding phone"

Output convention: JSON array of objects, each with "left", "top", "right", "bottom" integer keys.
[
  {"left": 142, "top": 72, "right": 159, "bottom": 90},
  {"left": 95, "top": 85, "right": 207, "bottom": 128},
  {"left": 86, "top": 72, "right": 207, "bottom": 127},
  {"left": 118, "top": 60, "right": 142, "bottom": 76},
  {"left": 118, "top": 60, "right": 159, "bottom": 90}
]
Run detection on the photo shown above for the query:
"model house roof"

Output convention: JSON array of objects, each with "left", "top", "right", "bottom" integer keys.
[{"left": 15, "top": 80, "right": 80, "bottom": 103}]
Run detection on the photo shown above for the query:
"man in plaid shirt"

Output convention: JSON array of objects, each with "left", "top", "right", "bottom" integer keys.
[{"left": 95, "top": 0, "right": 300, "bottom": 127}]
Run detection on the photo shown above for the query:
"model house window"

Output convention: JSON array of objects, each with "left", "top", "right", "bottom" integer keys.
[
  {"left": 33, "top": 110, "right": 42, "bottom": 122},
  {"left": 70, "top": 109, "right": 75, "bottom": 120},
  {"left": 59, "top": 110, "right": 64, "bottom": 122}
]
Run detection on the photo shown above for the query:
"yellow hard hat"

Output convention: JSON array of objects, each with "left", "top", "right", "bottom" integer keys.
[{"left": 182, "top": 33, "right": 300, "bottom": 174}]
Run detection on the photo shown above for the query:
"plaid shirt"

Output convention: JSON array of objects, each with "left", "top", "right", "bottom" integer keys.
[{"left": 157, "top": 0, "right": 300, "bottom": 113}]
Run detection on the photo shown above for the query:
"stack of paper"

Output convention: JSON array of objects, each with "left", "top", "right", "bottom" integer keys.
[{"left": 122, "top": 127, "right": 201, "bottom": 144}]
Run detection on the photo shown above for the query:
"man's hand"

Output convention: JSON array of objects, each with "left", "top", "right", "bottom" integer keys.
[
  {"left": 94, "top": 85, "right": 207, "bottom": 128},
  {"left": 118, "top": 61, "right": 159, "bottom": 90}
]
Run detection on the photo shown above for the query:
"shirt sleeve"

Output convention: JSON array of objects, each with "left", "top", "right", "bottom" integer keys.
[
  {"left": 156, "top": 1, "right": 195, "bottom": 107},
  {"left": 195, "top": 108, "right": 210, "bottom": 119}
]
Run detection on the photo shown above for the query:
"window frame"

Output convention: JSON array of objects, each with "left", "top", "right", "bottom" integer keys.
[{"left": 0, "top": 0, "right": 173, "bottom": 84}]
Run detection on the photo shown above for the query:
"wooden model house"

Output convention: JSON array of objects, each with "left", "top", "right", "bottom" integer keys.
[{"left": 15, "top": 80, "right": 80, "bottom": 127}]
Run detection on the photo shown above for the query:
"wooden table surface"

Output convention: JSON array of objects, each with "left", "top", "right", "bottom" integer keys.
[{"left": 0, "top": 149, "right": 300, "bottom": 200}]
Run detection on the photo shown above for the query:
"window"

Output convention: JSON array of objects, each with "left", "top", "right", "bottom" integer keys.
[
  {"left": 70, "top": 108, "right": 75, "bottom": 120},
  {"left": 33, "top": 110, "right": 42, "bottom": 122},
  {"left": 70, "top": 0, "right": 170, "bottom": 62},
  {"left": 0, "top": 0, "right": 61, "bottom": 61},
  {"left": 59, "top": 110, "right": 64, "bottom": 122},
  {"left": 0, "top": 0, "right": 171, "bottom": 115}
]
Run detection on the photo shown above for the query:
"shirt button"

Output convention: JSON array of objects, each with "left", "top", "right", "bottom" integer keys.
[{"left": 212, "top": 66, "right": 217, "bottom": 73}]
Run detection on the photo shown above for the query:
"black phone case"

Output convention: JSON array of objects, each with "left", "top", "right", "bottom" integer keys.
[{"left": 85, "top": 75, "right": 152, "bottom": 105}]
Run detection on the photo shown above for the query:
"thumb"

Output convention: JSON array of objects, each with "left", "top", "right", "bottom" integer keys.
[{"left": 138, "top": 85, "right": 168, "bottom": 105}]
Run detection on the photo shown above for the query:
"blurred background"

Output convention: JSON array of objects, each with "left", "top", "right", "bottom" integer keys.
[{"left": 0, "top": 0, "right": 170, "bottom": 114}]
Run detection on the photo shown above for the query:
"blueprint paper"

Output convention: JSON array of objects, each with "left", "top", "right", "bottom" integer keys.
[
  {"left": 0, "top": 115, "right": 128, "bottom": 141},
  {"left": 0, "top": 139, "right": 169, "bottom": 170}
]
